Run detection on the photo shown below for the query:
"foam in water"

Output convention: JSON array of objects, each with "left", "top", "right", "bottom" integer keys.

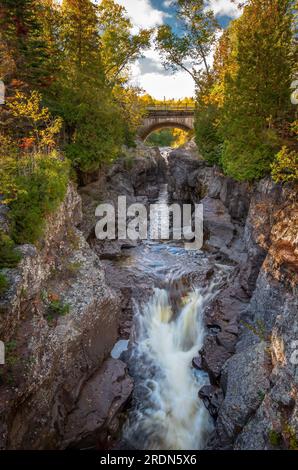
[{"left": 124, "top": 286, "right": 216, "bottom": 450}]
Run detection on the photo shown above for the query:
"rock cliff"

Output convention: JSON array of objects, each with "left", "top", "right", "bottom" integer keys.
[
  {"left": 0, "top": 183, "right": 130, "bottom": 449},
  {"left": 167, "top": 148, "right": 298, "bottom": 450}
]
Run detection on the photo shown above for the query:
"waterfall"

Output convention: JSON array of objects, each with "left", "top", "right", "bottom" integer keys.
[
  {"left": 124, "top": 285, "right": 216, "bottom": 450},
  {"left": 120, "top": 156, "right": 229, "bottom": 450}
]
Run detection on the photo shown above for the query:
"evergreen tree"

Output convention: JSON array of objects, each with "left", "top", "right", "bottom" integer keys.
[
  {"left": 220, "top": 0, "right": 295, "bottom": 180},
  {"left": 0, "top": 0, "right": 50, "bottom": 87},
  {"left": 51, "top": 0, "right": 124, "bottom": 171}
]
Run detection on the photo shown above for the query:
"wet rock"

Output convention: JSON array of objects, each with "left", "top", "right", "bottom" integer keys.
[
  {"left": 192, "top": 356, "right": 203, "bottom": 370},
  {"left": 216, "top": 331, "right": 236, "bottom": 354},
  {"left": 209, "top": 342, "right": 272, "bottom": 449},
  {"left": 200, "top": 336, "right": 232, "bottom": 385},
  {"left": 199, "top": 385, "right": 224, "bottom": 419},
  {"left": 62, "top": 358, "right": 133, "bottom": 449},
  {"left": 206, "top": 324, "right": 221, "bottom": 335}
]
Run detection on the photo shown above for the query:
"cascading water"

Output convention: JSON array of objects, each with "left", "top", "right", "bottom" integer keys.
[
  {"left": 123, "top": 285, "right": 218, "bottom": 450},
  {"left": 119, "top": 156, "right": 230, "bottom": 450}
]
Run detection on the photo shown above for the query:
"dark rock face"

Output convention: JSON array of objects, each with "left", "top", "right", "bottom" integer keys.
[
  {"left": 199, "top": 385, "right": 224, "bottom": 419},
  {"left": 199, "top": 281, "right": 246, "bottom": 386},
  {"left": 209, "top": 342, "right": 272, "bottom": 449},
  {"left": 207, "top": 180, "right": 298, "bottom": 449},
  {"left": 168, "top": 150, "right": 208, "bottom": 202},
  {"left": 202, "top": 197, "right": 235, "bottom": 252},
  {"left": 168, "top": 150, "right": 250, "bottom": 264},
  {"left": 107, "top": 145, "right": 167, "bottom": 198},
  {"left": 192, "top": 356, "right": 203, "bottom": 370},
  {"left": 0, "top": 185, "right": 124, "bottom": 449},
  {"left": 62, "top": 358, "right": 133, "bottom": 449},
  {"left": 168, "top": 149, "right": 251, "bottom": 223}
]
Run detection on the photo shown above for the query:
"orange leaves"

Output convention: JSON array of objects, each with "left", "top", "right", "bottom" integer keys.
[
  {"left": 19, "top": 137, "right": 35, "bottom": 150},
  {"left": 47, "top": 292, "right": 60, "bottom": 302}
]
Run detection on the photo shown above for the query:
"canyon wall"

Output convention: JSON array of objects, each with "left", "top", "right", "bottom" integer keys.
[
  {"left": 0, "top": 142, "right": 166, "bottom": 449},
  {"left": 0, "top": 141, "right": 296, "bottom": 450},
  {"left": 167, "top": 148, "right": 298, "bottom": 450}
]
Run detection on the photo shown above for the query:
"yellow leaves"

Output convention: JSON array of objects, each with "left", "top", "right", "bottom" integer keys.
[
  {"left": 8, "top": 90, "right": 49, "bottom": 123},
  {"left": 172, "top": 128, "right": 191, "bottom": 148},
  {"left": 5, "top": 90, "right": 62, "bottom": 154},
  {"left": 271, "top": 146, "right": 298, "bottom": 183},
  {"left": 39, "top": 116, "right": 63, "bottom": 149},
  {"left": 139, "top": 94, "right": 195, "bottom": 108}
]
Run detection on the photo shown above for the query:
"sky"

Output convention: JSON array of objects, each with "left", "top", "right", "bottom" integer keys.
[{"left": 116, "top": 0, "right": 242, "bottom": 100}]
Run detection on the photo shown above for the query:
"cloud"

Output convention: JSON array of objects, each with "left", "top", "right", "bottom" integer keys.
[
  {"left": 131, "top": 66, "right": 195, "bottom": 100},
  {"left": 204, "top": 0, "right": 242, "bottom": 18},
  {"left": 138, "top": 57, "right": 169, "bottom": 75},
  {"left": 116, "top": 0, "right": 167, "bottom": 30},
  {"left": 122, "top": 1, "right": 242, "bottom": 99}
]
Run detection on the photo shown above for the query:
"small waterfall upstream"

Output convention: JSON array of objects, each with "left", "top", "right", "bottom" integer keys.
[{"left": 119, "top": 153, "right": 229, "bottom": 450}]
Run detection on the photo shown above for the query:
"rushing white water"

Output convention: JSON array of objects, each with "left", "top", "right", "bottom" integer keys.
[{"left": 124, "top": 284, "right": 218, "bottom": 450}]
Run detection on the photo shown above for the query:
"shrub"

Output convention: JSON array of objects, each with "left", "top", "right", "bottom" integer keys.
[
  {"left": 0, "top": 230, "right": 21, "bottom": 269},
  {"left": 8, "top": 153, "right": 69, "bottom": 244},
  {"left": 221, "top": 138, "right": 275, "bottom": 181},
  {"left": 0, "top": 272, "right": 8, "bottom": 295},
  {"left": 0, "top": 89, "right": 70, "bottom": 246},
  {"left": 268, "top": 429, "right": 282, "bottom": 447},
  {"left": 271, "top": 146, "right": 298, "bottom": 183},
  {"left": 195, "top": 104, "right": 223, "bottom": 165},
  {"left": 48, "top": 300, "right": 70, "bottom": 316},
  {"left": 283, "top": 425, "right": 298, "bottom": 450},
  {"left": 46, "top": 298, "right": 70, "bottom": 324}
]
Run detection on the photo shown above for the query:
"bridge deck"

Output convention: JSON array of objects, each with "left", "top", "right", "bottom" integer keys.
[{"left": 146, "top": 105, "right": 195, "bottom": 112}]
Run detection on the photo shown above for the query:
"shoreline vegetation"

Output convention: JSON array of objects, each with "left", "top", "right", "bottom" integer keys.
[{"left": 0, "top": 0, "right": 297, "bottom": 290}]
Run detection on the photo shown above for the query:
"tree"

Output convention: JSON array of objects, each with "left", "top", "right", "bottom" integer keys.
[
  {"left": 194, "top": 27, "right": 236, "bottom": 165},
  {"left": 96, "top": 0, "right": 151, "bottom": 146},
  {"left": 0, "top": 0, "right": 53, "bottom": 88},
  {"left": 97, "top": 0, "right": 151, "bottom": 86},
  {"left": 220, "top": 0, "right": 296, "bottom": 180},
  {"left": 155, "top": 0, "right": 218, "bottom": 89},
  {"left": 48, "top": 0, "right": 125, "bottom": 171}
]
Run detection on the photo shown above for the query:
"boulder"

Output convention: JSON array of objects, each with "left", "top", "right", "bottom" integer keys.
[
  {"left": 62, "top": 358, "right": 133, "bottom": 449},
  {"left": 199, "top": 385, "right": 224, "bottom": 419}
]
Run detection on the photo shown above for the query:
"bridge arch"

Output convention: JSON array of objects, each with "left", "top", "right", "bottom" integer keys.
[
  {"left": 138, "top": 106, "right": 195, "bottom": 141},
  {"left": 141, "top": 122, "right": 192, "bottom": 141}
]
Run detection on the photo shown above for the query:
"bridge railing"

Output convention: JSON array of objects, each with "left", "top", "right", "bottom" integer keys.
[{"left": 146, "top": 104, "right": 195, "bottom": 112}]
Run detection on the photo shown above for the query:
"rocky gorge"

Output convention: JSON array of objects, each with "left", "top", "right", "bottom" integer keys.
[{"left": 0, "top": 141, "right": 297, "bottom": 450}]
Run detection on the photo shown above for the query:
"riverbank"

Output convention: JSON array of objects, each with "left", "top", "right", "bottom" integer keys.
[{"left": 0, "top": 141, "right": 297, "bottom": 450}]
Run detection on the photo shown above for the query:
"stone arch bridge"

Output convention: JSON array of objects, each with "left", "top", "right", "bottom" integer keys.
[{"left": 138, "top": 105, "right": 195, "bottom": 140}]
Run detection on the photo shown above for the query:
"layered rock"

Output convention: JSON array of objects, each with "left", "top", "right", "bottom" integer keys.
[
  {"left": 0, "top": 184, "right": 129, "bottom": 449},
  {"left": 167, "top": 147, "right": 298, "bottom": 450},
  {"left": 168, "top": 149, "right": 250, "bottom": 263},
  {"left": 206, "top": 180, "right": 297, "bottom": 450}
]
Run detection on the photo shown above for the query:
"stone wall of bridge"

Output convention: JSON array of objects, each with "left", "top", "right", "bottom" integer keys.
[{"left": 138, "top": 110, "right": 195, "bottom": 140}]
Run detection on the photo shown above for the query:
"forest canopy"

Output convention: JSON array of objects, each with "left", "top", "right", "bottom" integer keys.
[
  {"left": 0, "top": 0, "right": 151, "bottom": 283},
  {"left": 0, "top": 0, "right": 297, "bottom": 292},
  {"left": 155, "top": 0, "right": 297, "bottom": 181}
]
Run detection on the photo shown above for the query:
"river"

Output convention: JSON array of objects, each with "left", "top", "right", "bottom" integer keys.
[{"left": 108, "top": 149, "right": 232, "bottom": 450}]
